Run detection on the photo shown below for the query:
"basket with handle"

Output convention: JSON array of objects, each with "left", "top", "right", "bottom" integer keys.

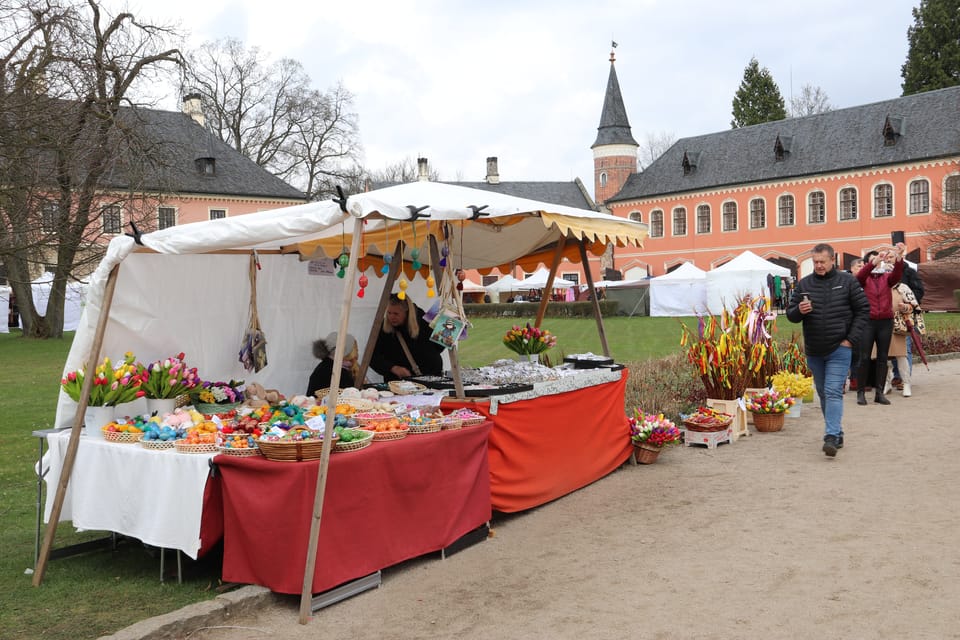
[{"left": 258, "top": 426, "right": 336, "bottom": 462}]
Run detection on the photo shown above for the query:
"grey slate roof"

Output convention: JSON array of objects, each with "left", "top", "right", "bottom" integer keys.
[
  {"left": 446, "top": 181, "right": 596, "bottom": 210},
  {"left": 609, "top": 85, "right": 960, "bottom": 202},
  {"left": 104, "top": 107, "right": 306, "bottom": 201},
  {"left": 591, "top": 60, "right": 638, "bottom": 148}
]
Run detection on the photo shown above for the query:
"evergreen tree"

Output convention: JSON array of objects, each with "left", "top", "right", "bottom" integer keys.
[
  {"left": 901, "top": 0, "right": 960, "bottom": 95},
  {"left": 730, "top": 57, "right": 787, "bottom": 128}
]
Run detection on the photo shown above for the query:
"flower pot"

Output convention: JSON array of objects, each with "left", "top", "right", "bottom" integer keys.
[
  {"left": 785, "top": 398, "right": 802, "bottom": 419},
  {"left": 518, "top": 353, "right": 540, "bottom": 364},
  {"left": 146, "top": 397, "right": 177, "bottom": 417},
  {"left": 84, "top": 406, "right": 114, "bottom": 439},
  {"left": 752, "top": 412, "right": 785, "bottom": 432},
  {"left": 634, "top": 443, "right": 661, "bottom": 464}
]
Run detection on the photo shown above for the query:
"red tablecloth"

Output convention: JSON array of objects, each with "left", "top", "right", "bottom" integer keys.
[
  {"left": 214, "top": 422, "right": 492, "bottom": 595},
  {"left": 443, "top": 372, "right": 632, "bottom": 512}
]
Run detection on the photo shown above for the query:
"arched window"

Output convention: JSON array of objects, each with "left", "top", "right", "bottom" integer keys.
[
  {"left": 749, "top": 198, "right": 766, "bottom": 229},
  {"left": 944, "top": 175, "right": 960, "bottom": 212},
  {"left": 696, "top": 204, "right": 711, "bottom": 234},
  {"left": 909, "top": 179, "right": 929, "bottom": 214},
  {"left": 873, "top": 184, "right": 893, "bottom": 217},
  {"left": 672, "top": 207, "right": 687, "bottom": 236},
  {"left": 599, "top": 172, "right": 608, "bottom": 188},
  {"left": 808, "top": 191, "right": 825, "bottom": 223},
  {"left": 628, "top": 211, "right": 642, "bottom": 223},
  {"left": 839, "top": 187, "right": 858, "bottom": 221},
  {"left": 722, "top": 201, "right": 737, "bottom": 231},
  {"left": 649, "top": 209, "right": 664, "bottom": 238},
  {"left": 777, "top": 195, "right": 795, "bottom": 226}
]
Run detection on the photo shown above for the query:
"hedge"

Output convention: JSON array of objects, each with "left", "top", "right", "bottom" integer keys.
[{"left": 463, "top": 301, "right": 620, "bottom": 318}]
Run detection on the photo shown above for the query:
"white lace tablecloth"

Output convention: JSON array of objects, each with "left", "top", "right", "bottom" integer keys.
[
  {"left": 487, "top": 368, "right": 624, "bottom": 414},
  {"left": 42, "top": 430, "right": 215, "bottom": 559}
]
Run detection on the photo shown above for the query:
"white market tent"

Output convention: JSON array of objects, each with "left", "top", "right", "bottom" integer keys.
[
  {"left": 484, "top": 274, "right": 522, "bottom": 294},
  {"left": 40, "top": 180, "right": 647, "bottom": 604},
  {"left": 516, "top": 267, "right": 574, "bottom": 289},
  {"left": 0, "top": 286, "right": 10, "bottom": 333},
  {"left": 649, "top": 262, "right": 707, "bottom": 317},
  {"left": 460, "top": 278, "right": 486, "bottom": 293},
  {"left": 705, "top": 250, "right": 790, "bottom": 313},
  {"left": 31, "top": 272, "right": 87, "bottom": 331}
]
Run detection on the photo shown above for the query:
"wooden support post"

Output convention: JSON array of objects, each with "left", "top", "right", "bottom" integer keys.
[
  {"left": 33, "top": 265, "right": 120, "bottom": 586},
  {"left": 579, "top": 240, "right": 611, "bottom": 357},
  {"left": 534, "top": 234, "right": 567, "bottom": 328},
  {"left": 299, "top": 216, "right": 365, "bottom": 624},
  {"left": 357, "top": 239, "right": 404, "bottom": 384},
  {"left": 429, "top": 235, "right": 465, "bottom": 399}
]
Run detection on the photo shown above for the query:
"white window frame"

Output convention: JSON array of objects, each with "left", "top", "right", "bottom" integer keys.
[
  {"left": 749, "top": 198, "right": 766, "bottom": 229},
  {"left": 777, "top": 194, "right": 795, "bottom": 227},
  {"left": 696, "top": 204, "right": 711, "bottom": 234},
  {"left": 909, "top": 179, "right": 929, "bottom": 215},
  {"left": 839, "top": 187, "right": 858, "bottom": 221},
  {"left": 873, "top": 183, "right": 893, "bottom": 218},
  {"left": 807, "top": 190, "right": 826, "bottom": 224},
  {"left": 672, "top": 206, "right": 687, "bottom": 236},
  {"left": 101, "top": 205, "right": 122, "bottom": 234},
  {"left": 722, "top": 201, "right": 738, "bottom": 232},
  {"left": 649, "top": 209, "right": 664, "bottom": 238}
]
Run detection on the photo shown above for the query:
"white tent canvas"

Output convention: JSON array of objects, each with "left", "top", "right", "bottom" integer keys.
[
  {"left": 55, "top": 183, "right": 646, "bottom": 428},
  {"left": 32, "top": 273, "right": 87, "bottom": 331},
  {"left": 484, "top": 275, "right": 523, "bottom": 294},
  {"left": 516, "top": 267, "right": 574, "bottom": 289},
  {"left": 650, "top": 262, "right": 707, "bottom": 317},
  {"left": 460, "top": 278, "right": 487, "bottom": 293},
  {"left": 705, "top": 251, "right": 790, "bottom": 313}
]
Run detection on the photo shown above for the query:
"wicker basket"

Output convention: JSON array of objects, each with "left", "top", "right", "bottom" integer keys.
[
  {"left": 217, "top": 445, "right": 262, "bottom": 457},
  {"left": 140, "top": 439, "right": 175, "bottom": 450},
  {"left": 333, "top": 430, "right": 374, "bottom": 453},
  {"left": 103, "top": 430, "right": 144, "bottom": 444},
  {"left": 258, "top": 427, "right": 336, "bottom": 462},
  {"left": 683, "top": 418, "right": 733, "bottom": 433},
  {"left": 193, "top": 401, "right": 240, "bottom": 416},
  {"left": 354, "top": 412, "right": 396, "bottom": 427},
  {"left": 388, "top": 380, "right": 427, "bottom": 396},
  {"left": 174, "top": 440, "right": 219, "bottom": 454},
  {"left": 752, "top": 412, "right": 785, "bottom": 432},
  {"left": 441, "top": 417, "right": 463, "bottom": 430},
  {"left": 457, "top": 415, "right": 486, "bottom": 427},
  {"left": 371, "top": 427, "right": 409, "bottom": 441},
  {"left": 406, "top": 418, "right": 443, "bottom": 434}
]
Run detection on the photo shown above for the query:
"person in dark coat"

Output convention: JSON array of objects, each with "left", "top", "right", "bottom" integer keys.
[
  {"left": 787, "top": 243, "right": 870, "bottom": 457},
  {"left": 370, "top": 294, "right": 444, "bottom": 381},
  {"left": 306, "top": 332, "right": 358, "bottom": 397}
]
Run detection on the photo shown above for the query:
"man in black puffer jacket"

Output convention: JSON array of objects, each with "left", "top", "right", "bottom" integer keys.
[{"left": 787, "top": 243, "right": 870, "bottom": 457}]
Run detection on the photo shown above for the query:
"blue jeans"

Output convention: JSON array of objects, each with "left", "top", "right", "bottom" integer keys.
[{"left": 806, "top": 345, "right": 851, "bottom": 440}]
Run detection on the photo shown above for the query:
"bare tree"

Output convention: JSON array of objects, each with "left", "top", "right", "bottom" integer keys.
[
  {"left": 0, "top": 0, "right": 183, "bottom": 338},
  {"left": 789, "top": 83, "right": 833, "bottom": 117},
  {"left": 183, "top": 38, "right": 361, "bottom": 200},
  {"left": 638, "top": 131, "right": 676, "bottom": 170}
]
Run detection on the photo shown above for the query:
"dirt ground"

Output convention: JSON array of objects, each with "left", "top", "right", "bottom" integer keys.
[{"left": 181, "top": 358, "right": 960, "bottom": 640}]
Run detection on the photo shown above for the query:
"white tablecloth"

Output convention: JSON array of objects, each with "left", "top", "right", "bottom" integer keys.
[{"left": 43, "top": 431, "right": 214, "bottom": 559}]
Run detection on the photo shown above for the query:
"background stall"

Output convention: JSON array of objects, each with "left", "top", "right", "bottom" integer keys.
[
  {"left": 705, "top": 250, "right": 791, "bottom": 313},
  {"left": 650, "top": 262, "right": 707, "bottom": 317}
]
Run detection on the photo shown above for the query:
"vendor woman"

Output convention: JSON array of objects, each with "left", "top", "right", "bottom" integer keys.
[
  {"left": 306, "top": 332, "right": 359, "bottom": 397},
  {"left": 370, "top": 294, "right": 444, "bottom": 381}
]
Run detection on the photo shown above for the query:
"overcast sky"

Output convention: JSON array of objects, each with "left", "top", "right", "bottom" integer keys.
[{"left": 113, "top": 0, "right": 918, "bottom": 199}]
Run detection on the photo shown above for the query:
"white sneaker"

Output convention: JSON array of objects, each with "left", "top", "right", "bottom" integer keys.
[
  {"left": 883, "top": 377, "right": 893, "bottom": 395},
  {"left": 902, "top": 383, "right": 912, "bottom": 397}
]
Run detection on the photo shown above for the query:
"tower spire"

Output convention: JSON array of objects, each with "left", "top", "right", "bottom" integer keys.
[{"left": 592, "top": 47, "right": 638, "bottom": 204}]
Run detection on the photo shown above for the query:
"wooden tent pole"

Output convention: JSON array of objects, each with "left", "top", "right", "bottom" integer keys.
[
  {"left": 534, "top": 235, "right": 567, "bottom": 328},
  {"left": 299, "top": 216, "right": 365, "bottom": 623},
  {"left": 357, "top": 239, "right": 404, "bottom": 384},
  {"left": 33, "top": 264, "right": 121, "bottom": 586},
  {"left": 579, "top": 240, "right": 611, "bottom": 357},
  {"left": 428, "top": 235, "right": 465, "bottom": 399}
]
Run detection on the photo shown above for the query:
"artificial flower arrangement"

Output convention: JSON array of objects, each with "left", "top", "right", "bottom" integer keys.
[
  {"left": 191, "top": 379, "right": 245, "bottom": 406},
  {"left": 503, "top": 323, "right": 557, "bottom": 356},
  {"left": 769, "top": 371, "right": 813, "bottom": 400},
  {"left": 744, "top": 388, "right": 795, "bottom": 415},
  {"left": 60, "top": 352, "right": 146, "bottom": 407},
  {"left": 139, "top": 353, "right": 201, "bottom": 399},
  {"left": 628, "top": 409, "right": 682, "bottom": 448},
  {"left": 680, "top": 295, "right": 777, "bottom": 400}
]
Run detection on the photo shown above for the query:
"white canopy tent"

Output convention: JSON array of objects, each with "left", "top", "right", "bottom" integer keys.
[
  {"left": 705, "top": 250, "right": 790, "bottom": 313},
  {"left": 650, "top": 262, "right": 707, "bottom": 317},
  {"left": 516, "top": 267, "right": 574, "bottom": 289},
  {"left": 484, "top": 274, "right": 522, "bottom": 294},
  {"left": 40, "top": 181, "right": 647, "bottom": 604}
]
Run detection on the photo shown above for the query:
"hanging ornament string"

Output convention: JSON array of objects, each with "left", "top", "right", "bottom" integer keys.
[
  {"left": 381, "top": 218, "right": 392, "bottom": 275},
  {"left": 335, "top": 222, "right": 348, "bottom": 278},
  {"left": 410, "top": 220, "right": 422, "bottom": 270},
  {"left": 425, "top": 225, "right": 436, "bottom": 299},
  {"left": 357, "top": 220, "right": 368, "bottom": 298},
  {"left": 397, "top": 219, "right": 408, "bottom": 300}
]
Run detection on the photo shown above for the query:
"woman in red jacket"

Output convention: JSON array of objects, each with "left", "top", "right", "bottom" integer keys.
[{"left": 854, "top": 243, "right": 906, "bottom": 405}]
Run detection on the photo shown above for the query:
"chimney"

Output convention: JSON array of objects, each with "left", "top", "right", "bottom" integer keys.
[
  {"left": 485, "top": 157, "right": 500, "bottom": 184},
  {"left": 417, "top": 157, "right": 430, "bottom": 182},
  {"left": 182, "top": 93, "right": 205, "bottom": 127}
]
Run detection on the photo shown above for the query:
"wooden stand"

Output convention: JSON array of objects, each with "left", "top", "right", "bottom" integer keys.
[
  {"left": 682, "top": 427, "right": 731, "bottom": 449},
  {"left": 705, "top": 398, "right": 748, "bottom": 441}
]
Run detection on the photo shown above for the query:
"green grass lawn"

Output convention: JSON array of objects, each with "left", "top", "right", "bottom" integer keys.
[{"left": 2, "top": 312, "right": 958, "bottom": 639}]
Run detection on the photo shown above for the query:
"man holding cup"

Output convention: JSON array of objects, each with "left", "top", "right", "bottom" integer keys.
[{"left": 787, "top": 243, "right": 870, "bottom": 457}]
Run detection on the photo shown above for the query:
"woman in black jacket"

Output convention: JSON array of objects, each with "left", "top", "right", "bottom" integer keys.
[{"left": 370, "top": 294, "right": 444, "bottom": 381}]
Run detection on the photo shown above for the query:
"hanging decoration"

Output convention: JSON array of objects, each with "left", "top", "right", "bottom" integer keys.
[
  {"left": 396, "top": 220, "right": 407, "bottom": 300},
  {"left": 335, "top": 223, "right": 348, "bottom": 278},
  {"left": 425, "top": 226, "right": 435, "bottom": 298},
  {"left": 410, "top": 221, "right": 422, "bottom": 270},
  {"left": 381, "top": 220, "right": 392, "bottom": 274},
  {"left": 357, "top": 223, "right": 367, "bottom": 298}
]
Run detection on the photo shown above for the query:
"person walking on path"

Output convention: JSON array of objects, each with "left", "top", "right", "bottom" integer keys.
[
  {"left": 846, "top": 257, "right": 865, "bottom": 392},
  {"left": 884, "top": 283, "right": 920, "bottom": 398},
  {"left": 855, "top": 244, "right": 906, "bottom": 406},
  {"left": 787, "top": 243, "right": 870, "bottom": 457}
]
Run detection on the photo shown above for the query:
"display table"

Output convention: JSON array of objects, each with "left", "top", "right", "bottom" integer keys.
[
  {"left": 42, "top": 431, "right": 222, "bottom": 559},
  {"left": 214, "top": 422, "right": 492, "bottom": 595},
  {"left": 443, "top": 370, "right": 632, "bottom": 512}
]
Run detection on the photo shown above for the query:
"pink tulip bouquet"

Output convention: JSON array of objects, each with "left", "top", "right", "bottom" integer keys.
[
  {"left": 60, "top": 352, "right": 146, "bottom": 407},
  {"left": 139, "top": 353, "right": 200, "bottom": 400}
]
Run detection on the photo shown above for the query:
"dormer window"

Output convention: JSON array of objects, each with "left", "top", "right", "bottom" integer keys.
[
  {"left": 774, "top": 135, "right": 792, "bottom": 162},
  {"left": 682, "top": 151, "right": 700, "bottom": 176},
  {"left": 883, "top": 116, "right": 902, "bottom": 146},
  {"left": 195, "top": 157, "right": 216, "bottom": 176}
]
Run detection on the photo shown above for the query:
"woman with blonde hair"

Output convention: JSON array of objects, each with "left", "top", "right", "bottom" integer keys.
[
  {"left": 884, "top": 283, "right": 920, "bottom": 398},
  {"left": 370, "top": 294, "right": 444, "bottom": 381}
]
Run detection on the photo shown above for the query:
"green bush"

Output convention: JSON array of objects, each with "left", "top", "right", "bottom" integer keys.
[{"left": 623, "top": 353, "right": 706, "bottom": 424}]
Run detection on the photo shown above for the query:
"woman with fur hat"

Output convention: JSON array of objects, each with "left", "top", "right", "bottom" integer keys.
[
  {"left": 306, "top": 332, "right": 359, "bottom": 397},
  {"left": 370, "top": 294, "right": 444, "bottom": 381}
]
